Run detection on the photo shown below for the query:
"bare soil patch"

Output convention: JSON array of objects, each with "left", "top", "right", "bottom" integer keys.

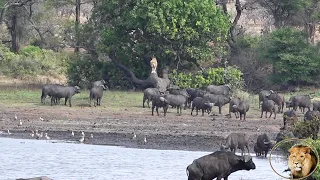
[{"left": 0, "top": 100, "right": 294, "bottom": 153}]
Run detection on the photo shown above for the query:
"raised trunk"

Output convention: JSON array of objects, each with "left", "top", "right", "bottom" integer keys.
[{"left": 75, "top": 0, "right": 81, "bottom": 52}]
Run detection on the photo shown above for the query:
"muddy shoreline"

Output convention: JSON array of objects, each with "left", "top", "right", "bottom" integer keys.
[{"left": 0, "top": 102, "right": 288, "bottom": 153}]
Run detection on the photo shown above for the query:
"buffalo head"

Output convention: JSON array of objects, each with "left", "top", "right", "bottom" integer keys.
[{"left": 239, "top": 155, "right": 256, "bottom": 170}]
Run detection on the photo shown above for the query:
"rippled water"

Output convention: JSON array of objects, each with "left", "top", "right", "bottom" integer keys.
[{"left": 0, "top": 138, "right": 287, "bottom": 180}]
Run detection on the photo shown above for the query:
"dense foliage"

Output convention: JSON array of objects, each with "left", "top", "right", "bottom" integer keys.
[
  {"left": 261, "top": 28, "right": 320, "bottom": 85},
  {"left": 0, "top": 45, "right": 69, "bottom": 81},
  {"left": 169, "top": 66, "right": 244, "bottom": 89},
  {"left": 67, "top": 55, "right": 134, "bottom": 89},
  {"left": 92, "top": 0, "right": 230, "bottom": 70}
]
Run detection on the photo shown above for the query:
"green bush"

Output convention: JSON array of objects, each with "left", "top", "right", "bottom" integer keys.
[
  {"left": 0, "top": 45, "right": 69, "bottom": 80},
  {"left": 169, "top": 66, "right": 244, "bottom": 90},
  {"left": 261, "top": 28, "right": 320, "bottom": 85},
  {"left": 67, "top": 54, "right": 134, "bottom": 90}
]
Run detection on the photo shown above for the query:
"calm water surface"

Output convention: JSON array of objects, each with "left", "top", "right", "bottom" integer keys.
[{"left": 0, "top": 138, "right": 287, "bottom": 180}]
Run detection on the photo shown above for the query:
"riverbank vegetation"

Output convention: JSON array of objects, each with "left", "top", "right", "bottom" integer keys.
[{"left": 0, "top": 0, "right": 319, "bottom": 91}]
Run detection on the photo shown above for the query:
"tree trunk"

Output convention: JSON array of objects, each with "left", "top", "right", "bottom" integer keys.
[
  {"left": 75, "top": 0, "right": 81, "bottom": 52},
  {"left": 10, "top": 8, "right": 19, "bottom": 53},
  {"left": 306, "top": 22, "right": 315, "bottom": 45},
  {"left": 0, "top": 3, "right": 8, "bottom": 25}
]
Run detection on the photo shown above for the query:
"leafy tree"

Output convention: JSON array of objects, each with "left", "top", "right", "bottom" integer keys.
[
  {"left": 90, "top": 0, "right": 230, "bottom": 71},
  {"left": 292, "top": 0, "right": 320, "bottom": 44},
  {"left": 258, "top": 0, "right": 305, "bottom": 29},
  {"left": 262, "top": 28, "right": 320, "bottom": 85}
]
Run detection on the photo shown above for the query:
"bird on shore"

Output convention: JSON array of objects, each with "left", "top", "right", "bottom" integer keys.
[
  {"left": 45, "top": 133, "right": 50, "bottom": 140},
  {"left": 90, "top": 133, "right": 93, "bottom": 138},
  {"left": 71, "top": 131, "right": 74, "bottom": 136},
  {"left": 36, "top": 131, "right": 43, "bottom": 140},
  {"left": 132, "top": 132, "right": 137, "bottom": 140},
  {"left": 143, "top": 136, "right": 147, "bottom": 144},
  {"left": 14, "top": 114, "right": 17, "bottom": 121},
  {"left": 7, "top": 129, "right": 11, "bottom": 135},
  {"left": 30, "top": 131, "right": 34, "bottom": 137},
  {"left": 79, "top": 131, "right": 85, "bottom": 143},
  {"left": 18, "top": 119, "right": 22, "bottom": 126},
  {"left": 39, "top": 117, "right": 44, "bottom": 121}
]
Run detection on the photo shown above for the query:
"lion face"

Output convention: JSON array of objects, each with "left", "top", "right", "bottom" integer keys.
[{"left": 288, "top": 145, "right": 317, "bottom": 178}]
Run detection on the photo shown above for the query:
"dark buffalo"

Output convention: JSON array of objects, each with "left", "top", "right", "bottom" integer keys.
[
  {"left": 151, "top": 96, "right": 169, "bottom": 116},
  {"left": 162, "top": 94, "right": 188, "bottom": 115},
  {"left": 229, "top": 97, "right": 241, "bottom": 118},
  {"left": 256, "top": 133, "right": 273, "bottom": 157},
  {"left": 276, "top": 130, "right": 295, "bottom": 143},
  {"left": 286, "top": 95, "right": 311, "bottom": 113},
  {"left": 304, "top": 109, "right": 320, "bottom": 121},
  {"left": 143, "top": 88, "right": 160, "bottom": 108},
  {"left": 281, "top": 110, "right": 298, "bottom": 130},
  {"left": 89, "top": 84, "right": 106, "bottom": 107},
  {"left": 191, "top": 97, "right": 214, "bottom": 116},
  {"left": 232, "top": 100, "right": 250, "bottom": 121},
  {"left": 313, "top": 101, "right": 320, "bottom": 111},
  {"left": 50, "top": 85, "right": 80, "bottom": 107},
  {"left": 92, "top": 79, "right": 107, "bottom": 88},
  {"left": 41, "top": 84, "right": 64, "bottom": 104},
  {"left": 186, "top": 151, "right": 255, "bottom": 180},
  {"left": 16, "top": 176, "right": 52, "bottom": 180},
  {"left": 203, "top": 94, "right": 231, "bottom": 114},
  {"left": 267, "top": 92, "right": 285, "bottom": 113},
  {"left": 186, "top": 88, "right": 207, "bottom": 108},
  {"left": 254, "top": 144, "right": 263, "bottom": 156},
  {"left": 220, "top": 133, "right": 249, "bottom": 156},
  {"left": 206, "top": 84, "right": 231, "bottom": 96},
  {"left": 258, "top": 90, "right": 273, "bottom": 109},
  {"left": 260, "top": 100, "right": 277, "bottom": 119}
]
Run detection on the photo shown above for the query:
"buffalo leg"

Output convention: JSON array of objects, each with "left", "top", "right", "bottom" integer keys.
[
  {"left": 89, "top": 98, "right": 92, "bottom": 107},
  {"left": 50, "top": 97, "right": 54, "bottom": 106},
  {"left": 260, "top": 111, "right": 263, "bottom": 118},
  {"left": 219, "top": 106, "right": 222, "bottom": 114},
  {"left": 152, "top": 106, "right": 155, "bottom": 116},
  {"left": 156, "top": 107, "right": 159, "bottom": 116},
  {"left": 274, "top": 111, "right": 276, "bottom": 119},
  {"left": 202, "top": 109, "right": 204, "bottom": 116},
  {"left": 269, "top": 112, "right": 272, "bottom": 118},
  {"left": 163, "top": 106, "right": 168, "bottom": 116},
  {"left": 68, "top": 98, "right": 72, "bottom": 107},
  {"left": 142, "top": 95, "right": 146, "bottom": 108},
  {"left": 265, "top": 111, "right": 268, "bottom": 118},
  {"left": 64, "top": 97, "right": 68, "bottom": 105},
  {"left": 191, "top": 106, "right": 194, "bottom": 115},
  {"left": 196, "top": 108, "right": 199, "bottom": 116}
]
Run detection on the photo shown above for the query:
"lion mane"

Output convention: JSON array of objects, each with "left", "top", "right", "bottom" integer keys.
[{"left": 288, "top": 145, "right": 318, "bottom": 179}]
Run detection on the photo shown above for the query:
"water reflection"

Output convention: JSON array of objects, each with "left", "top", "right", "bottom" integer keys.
[{"left": 0, "top": 138, "right": 285, "bottom": 180}]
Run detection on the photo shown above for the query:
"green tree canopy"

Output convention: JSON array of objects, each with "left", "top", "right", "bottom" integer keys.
[
  {"left": 91, "top": 0, "right": 230, "bottom": 71},
  {"left": 262, "top": 28, "right": 320, "bottom": 85}
]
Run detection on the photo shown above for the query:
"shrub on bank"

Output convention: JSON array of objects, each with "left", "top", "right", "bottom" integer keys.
[
  {"left": 0, "top": 45, "right": 69, "bottom": 81},
  {"left": 169, "top": 66, "right": 244, "bottom": 90},
  {"left": 67, "top": 54, "right": 134, "bottom": 89}
]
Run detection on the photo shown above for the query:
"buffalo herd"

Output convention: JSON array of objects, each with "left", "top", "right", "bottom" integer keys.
[{"left": 40, "top": 81, "right": 318, "bottom": 179}]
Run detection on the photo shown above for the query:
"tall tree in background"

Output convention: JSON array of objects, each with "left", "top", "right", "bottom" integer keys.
[
  {"left": 257, "top": 0, "right": 305, "bottom": 29},
  {"left": 90, "top": 0, "right": 230, "bottom": 70},
  {"left": 75, "top": 0, "right": 80, "bottom": 52}
]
